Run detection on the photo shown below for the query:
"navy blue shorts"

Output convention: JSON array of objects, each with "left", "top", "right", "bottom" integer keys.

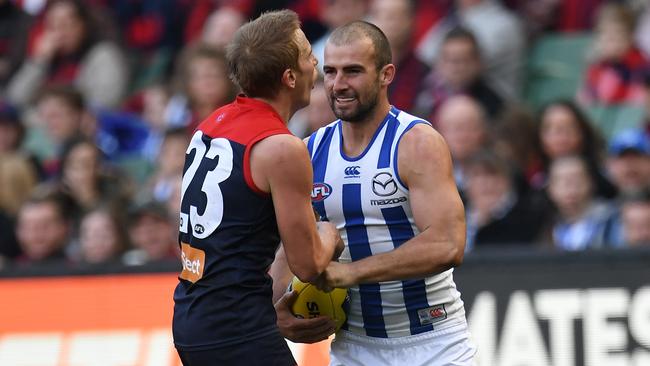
[{"left": 176, "top": 332, "right": 296, "bottom": 366}]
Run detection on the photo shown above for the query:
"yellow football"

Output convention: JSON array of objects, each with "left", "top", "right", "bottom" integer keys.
[{"left": 288, "top": 276, "right": 349, "bottom": 331}]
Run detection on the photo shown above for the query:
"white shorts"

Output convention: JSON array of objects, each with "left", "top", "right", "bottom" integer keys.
[{"left": 329, "top": 320, "right": 477, "bottom": 366}]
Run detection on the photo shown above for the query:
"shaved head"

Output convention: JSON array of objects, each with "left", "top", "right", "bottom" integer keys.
[{"left": 328, "top": 20, "right": 392, "bottom": 71}]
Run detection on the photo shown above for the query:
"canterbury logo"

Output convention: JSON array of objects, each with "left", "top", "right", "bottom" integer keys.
[
  {"left": 179, "top": 243, "right": 205, "bottom": 283},
  {"left": 372, "top": 172, "right": 398, "bottom": 196},
  {"left": 344, "top": 166, "right": 361, "bottom": 176}
]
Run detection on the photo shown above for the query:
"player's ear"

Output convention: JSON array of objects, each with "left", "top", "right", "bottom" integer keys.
[
  {"left": 379, "top": 64, "right": 395, "bottom": 86},
  {"left": 282, "top": 68, "right": 296, "bottom": 89}
]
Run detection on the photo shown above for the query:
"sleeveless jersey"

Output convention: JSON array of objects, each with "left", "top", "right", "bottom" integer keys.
[
  {"left": 307, "top": 106, "right": 466, "bottom": 338},
  {"left": 172, "top": 96, "right": 290, "bottom": 350}
]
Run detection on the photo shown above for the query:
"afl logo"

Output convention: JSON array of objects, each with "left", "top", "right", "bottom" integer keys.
[
  {"left": 372, "top": 172, "right": 397, "bottom": 196},
  {"left": 311, "top": 183, "right": 332, "bottom": 202}
]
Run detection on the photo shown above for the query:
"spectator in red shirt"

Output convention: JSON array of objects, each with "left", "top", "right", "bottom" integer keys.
[
  {"left": 7, "top": 0, "right": 128, "bottom": 109},
  {"left": 578, "top": 3, "right": 650, "bottom": 106}
]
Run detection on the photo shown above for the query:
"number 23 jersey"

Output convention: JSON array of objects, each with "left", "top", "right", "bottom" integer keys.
[{"left": 172, "top": 96, "right": 290, "bottom": 351}]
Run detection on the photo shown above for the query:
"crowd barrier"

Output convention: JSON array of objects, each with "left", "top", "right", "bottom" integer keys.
[{"left": 1, "top": 249, "right": 649, "bottom": 366}]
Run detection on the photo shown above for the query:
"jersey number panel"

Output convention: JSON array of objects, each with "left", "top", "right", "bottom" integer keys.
[{"left": 180, "top": 131, "right": 233, "bottom": 239}]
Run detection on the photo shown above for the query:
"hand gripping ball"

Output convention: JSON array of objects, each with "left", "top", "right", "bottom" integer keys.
[{"left": 287, "top": 276, "right": 350, "bottom": 331}]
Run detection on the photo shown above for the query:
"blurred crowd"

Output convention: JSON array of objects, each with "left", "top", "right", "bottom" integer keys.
[{"left": 0, "top": 0, "right": 649, "bottom": 270}]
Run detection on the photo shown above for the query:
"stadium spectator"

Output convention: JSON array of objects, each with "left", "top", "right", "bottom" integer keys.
[
  {"left": 78, "top": 205, "right": 128, "bottom": 264},
  {"left": 0, "top": 0, "right": 32, "bottom": 87},
  {"left": 6, "top": 0, "right": 129, "bottom": 109},
  {"left": 537, "top": 99, "right": 617, "bottom": 198},
  {"left": 436, "top": 95, "right": 491, "bottom": 196},
  {"left": 578, "top": 3, "right": 649, "bottom": 106},
  {"left": 416, "top": 0, "right": 525, "bottom": 99},
  {"left": 492, "top": 105, "right": 544, "bottom": 191},
  {"left": 167, "top": 44, "right": 237, "bottom": 132},
  {"left": 198, "top": 6, "right": 246, "bottom": 50},
  {"left": 311, "top": 0, "right": 367, "bottom": 73},
  {"left": 0, "top": 100, "right": 44, "bottom": 181},
  {"left": 15, "top": 188, "right": 77, "bottom": 264},
  {"left": 0, "top": 101, "right": 25, "bottom": 154},
  {"left": 414, "top": 27, "right": 504, "bottom": 121},
  {"left": 0, "top": 154, "right": 38, "bottom": 259},
  {"left": 143, "top": 127, "right": 188, "bottom": 204},
  {"left": 464, "top": 151, "right": 544, "bottom": 250},
  {"left": 124, "top": 200, "right": 178, "bottom": 265},
  {"left": 545, "top": 155, "right": 617, "bottom": 251},
  {"left": 618, "top": 189, "right": 650, "bottom": 247},
  {"left": 606, "top": 129, "right": 650, "bottom": 195},
  {"left": 57, "top": 137, "right": 131, "bottom": 213},
  {"left": 368, "top": 0, "right": 429, "bottom": 112},
  {"left": 133, "top": 83, "right": 172, "bottom": 161},
  {"left": 34, "top": 86, "right": 88, "bottom": 176}
]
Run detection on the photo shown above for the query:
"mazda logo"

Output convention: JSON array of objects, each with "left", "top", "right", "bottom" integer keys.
[{"left": 372, "top": 172, "right": 397, "bottom": 196}]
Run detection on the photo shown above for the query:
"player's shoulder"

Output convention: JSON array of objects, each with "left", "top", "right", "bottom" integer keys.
[
  {"left": 396, "top": 114, "right": 447, "bottom": 161},
  {"left": 253, "top": 134, "right": 308, "bottom": 163}
]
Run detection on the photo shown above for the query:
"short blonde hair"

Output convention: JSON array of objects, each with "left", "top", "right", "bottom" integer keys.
[
  {"left": 0, "top": 154, "right": 38, "bottom": 215},
  {"left": 227, "top": 10, "right": 302, "bottom": 98}
]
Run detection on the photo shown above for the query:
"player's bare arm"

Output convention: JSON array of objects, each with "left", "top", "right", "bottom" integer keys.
[
  {"left": 317, "top": 124, "right": 466, "bottom": 290},
  {"left": 270, "top": 243, "right": 339, "bottom": 343},
  {"left": 251, "top": 133, "right": 342, "bottom": 283}
]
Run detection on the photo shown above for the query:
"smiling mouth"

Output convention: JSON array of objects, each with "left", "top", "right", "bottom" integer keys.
[{"left": 335, "top": 96, "right": 356, "bottom": 104}]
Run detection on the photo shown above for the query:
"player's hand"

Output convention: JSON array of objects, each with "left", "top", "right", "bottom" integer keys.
[
  {"left": 314, "top": 261, "right": 355, "bottom": 292},
  {"left": 316, "top": 221, "right": 344, "bottom": 260},
  {"left": 274, "top": 290, "right": 336, "bottom": 343}
]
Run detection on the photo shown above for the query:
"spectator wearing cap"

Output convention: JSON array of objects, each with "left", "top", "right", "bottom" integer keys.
[
  {"left": 123, "top": 200, "right": 178, "bottom": 265},
  {"left": 606, "top": 129, "right": 650, "bottom": 195}
]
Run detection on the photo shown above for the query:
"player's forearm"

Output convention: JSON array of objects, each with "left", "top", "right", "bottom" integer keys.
[
  {"left": 270, "top": 247, "right": 295, "bottom": 304},
  {"left": 350, "top": 231, "right": 464, "bottom": 284}
]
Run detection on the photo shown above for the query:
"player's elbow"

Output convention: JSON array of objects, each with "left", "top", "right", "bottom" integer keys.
[
  {"left": 291, "top": 266, "right": 321, "bottom": 284},
  {"left": 448, "top": 245, "right": 464, "bottom": 267},
  {"left": 447, "top": 231, "right": 466, "bottom": 267},
  {"left": 288, "top": 255, "right": 326, "bottom": 283}
]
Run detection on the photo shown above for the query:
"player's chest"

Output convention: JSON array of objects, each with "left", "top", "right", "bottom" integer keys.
[{"left": 311, "top": 162, "right": 410, "bottom": 223}]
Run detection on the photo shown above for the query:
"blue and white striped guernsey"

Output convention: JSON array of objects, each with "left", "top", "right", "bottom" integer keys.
[{"left": 307, "top": 106, "right": 466, "bottom": 338}]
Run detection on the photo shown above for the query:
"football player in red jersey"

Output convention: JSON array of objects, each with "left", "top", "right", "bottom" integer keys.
[{"left": 172, "top": 10, "right": 343, "bottom": 366}]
